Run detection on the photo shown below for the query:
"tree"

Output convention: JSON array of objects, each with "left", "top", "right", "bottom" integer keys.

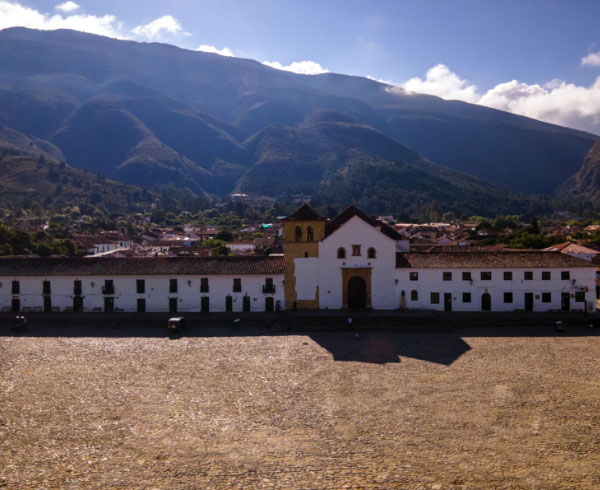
[
  {"left": 530, "top": 216, "right": 540, "bottom": 235},
  {"left": 212, "top": 244, "right": 230, "bottom": 256},
  {"left": 216, "top": 229, "right": 234, "bottom": 242}
]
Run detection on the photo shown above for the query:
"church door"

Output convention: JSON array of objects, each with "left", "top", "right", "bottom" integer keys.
[{"left": 348, "top": 276, "right": 367, "bottom": 309}]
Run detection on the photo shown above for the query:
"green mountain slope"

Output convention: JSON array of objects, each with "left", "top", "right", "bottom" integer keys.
[
  {"left": 0, "top": 27, "right": 597, "bottom": 214},
  {"left": 240, "top": 122, "right": 527, "bottom": 216},
  {"left": 557, "top": 139, "right": 600, "bottom": 210}
]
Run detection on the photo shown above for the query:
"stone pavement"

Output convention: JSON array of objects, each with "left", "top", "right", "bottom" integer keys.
[{"left": 1, "top": 324, "right": 600, "bottom": 488}]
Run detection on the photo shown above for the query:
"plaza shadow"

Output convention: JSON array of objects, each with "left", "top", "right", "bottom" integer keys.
[{"left": 1, "top": 312, "right": 599, "bottom": 366}]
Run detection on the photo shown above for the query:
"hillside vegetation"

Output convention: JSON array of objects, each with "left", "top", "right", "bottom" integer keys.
[{"left": 0, "top": 27, "right": 597, "bottom": 216}]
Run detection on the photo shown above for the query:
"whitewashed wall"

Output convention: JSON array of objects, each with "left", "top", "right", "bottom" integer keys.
[
  {"left": 0, "top": 274, "right": 284, "bottom": 313},
  {"left": 396, "top": 267, "right": 596, "bottom": 312},
  {"left": 316, "top": 216, "right": 398, "bottom": 309}
]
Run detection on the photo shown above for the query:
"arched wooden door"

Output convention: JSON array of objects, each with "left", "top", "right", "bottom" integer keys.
[
  {"left": 481, "top": 293, "right": 492, "bottom": 311},
  {"left": 348, "top": 276, "right": 367, "bottom": 309}
]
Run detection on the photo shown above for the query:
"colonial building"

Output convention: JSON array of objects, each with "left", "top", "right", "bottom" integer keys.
[
  {"left": 282, "top": 204, "right": 596, "bottom": 313},
  {"left": 0, "top": 256, "right": 284, "bottom": 313},
  {"left": 0, "top": 204, "right": 596, "bottom": 314}
]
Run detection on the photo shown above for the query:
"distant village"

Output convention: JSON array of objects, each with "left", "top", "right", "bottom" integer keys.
[{"left": 3, "top": 194, "right": 600, "bottom": 268}]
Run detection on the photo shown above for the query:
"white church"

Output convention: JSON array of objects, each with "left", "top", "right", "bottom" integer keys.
[{"left": 0, "top": 204, "right": 596, "bottom": 314}]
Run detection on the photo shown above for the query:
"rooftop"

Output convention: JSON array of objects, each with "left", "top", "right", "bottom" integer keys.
[
  {"left": 0, "top": 256, "right": 284, "bottom": 276},
  {"left": 396, "top": 251, "right": 593, "bottom": 269}
]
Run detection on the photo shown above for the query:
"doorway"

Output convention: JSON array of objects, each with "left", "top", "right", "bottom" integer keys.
[
  {"left": 243, "top": 296, "right": 251, "bottom": 312},
  {"left": 225, "top": 295, "right": 233, "bottom": 312},
  {"left": 137, "top": 298, "right": 146, "bottom": 313},
  {"left": 265, "top": 296, "right": 274, "bottom": 312},
  {"left": 444, "top": 293, "right": 452, "bottom": 312},
  {"left": 11, "top": 298, "right": 20, "bottom": 313},
  {"left": 169, "top": 297, "right": 177, "bottom": 313},
  {"left": 481, "top": 293, "right": 491, "bottom": 311},
  {"left": 43, "top": 295, "right": 52, "bottom": 313},
  {"left": 561, "top": 293, "right": 570, "bottom": 312},
  {"left": 201, "top": 296, "right": 210, "bottom": 313},
  {"left": 524, "top": 292, "right": 533, "bottom": 311},
  {"left": 104, "top": 297, "right": 114, "bottom": 313},
  {"left": 73, "top": 296, "right": 83, "bottom": 312},
  {"left": 348, "top": 276, "right": 367, "bottom": 309}
]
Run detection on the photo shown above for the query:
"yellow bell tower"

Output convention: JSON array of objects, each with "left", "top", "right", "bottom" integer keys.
[{"left": 282, "top": 203, "right": 327, "bottom": 310}]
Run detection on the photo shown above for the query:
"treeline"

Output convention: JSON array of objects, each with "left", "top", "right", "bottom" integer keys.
[{"left": 0, "top": 223, "right": 78, "bottom": 257}]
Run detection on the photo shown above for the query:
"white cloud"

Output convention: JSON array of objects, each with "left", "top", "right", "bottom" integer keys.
[
  {"left": 394, "top": 63, "right": 600, "bottom": 135},
  {"left": 402, "top": 63, "right": 480, "bottom": 103},
  {"left": 55, "top": 1, "right": 79, "bottom": 13},
  {"left": 132, "top": 15, "right": 182, "bottom": 40},
  {"left": 196, "top": 44, "right": 234, "bottom": 57},
  {"left": 366, "top": 74, "right": 394, "bottom": 85},
  {"left": 262, "top": 60, "right": 328, "bottom": 75},
  {"left": 582, "top": 52, "right": 600, "bottom": 67},
  {"left": 0, "top": 0, "right": 122, "bottom": 37}
]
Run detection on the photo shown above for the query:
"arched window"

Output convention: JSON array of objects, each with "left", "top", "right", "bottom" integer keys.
[
  {"left": 295, "top": 226, "right": 302, "bottom": 242},
  {"left": 337, "top": 247, "right": 346, "bottom": 259},
  {"left": 307, "top": 225, "right": 314, "bottom": 242},
  {"left": 367, "top": 247, "right": 376, "bottom": 259},
  {"left": 411, "top": 290, "right": 418, "bottom": 301}
]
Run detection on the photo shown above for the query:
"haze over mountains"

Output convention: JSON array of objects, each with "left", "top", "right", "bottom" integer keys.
[{"left": 0, "top": 27, "right": 598, "bottom": 216}]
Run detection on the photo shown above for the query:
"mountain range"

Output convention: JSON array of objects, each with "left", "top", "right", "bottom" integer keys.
[{"left": 0, "top": 27, "right": 598, "bottom": 216}]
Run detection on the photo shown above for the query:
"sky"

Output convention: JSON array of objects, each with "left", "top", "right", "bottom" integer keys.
[{"left": 1, "top": 0, "right": 600, "bottom": 134}]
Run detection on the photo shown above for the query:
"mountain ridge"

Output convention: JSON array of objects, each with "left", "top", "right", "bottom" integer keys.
[{"left": 0, "top": 27, "right": 598, "bottom": 215}]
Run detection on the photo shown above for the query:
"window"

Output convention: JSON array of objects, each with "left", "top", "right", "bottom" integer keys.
[
  {"left": 367, "top": 247, "right": 376, "bottom": 259},
  {"left": 443, "top": 272, "right": 452, "bottom": 281},
  {"left": 200, "top": 278, "right": 209, "bottom": 293},
  {"left": 462, "top": 272, "right": 472, "bottom": 281},
  {"left": 307, "top": 226, "right": 314, "bottom": 242},
  {"left": 352, "top": 244, "right": 361, "bottom": 256},
  {"left": 169, "top": 279, "right": 178, "bottom": 293},
  {"left": 463, "top": 292, "right": 471, "bottom": 303},
  {"left": 561, "top": 271, "right": 570, "bottom": 281},
  {"left": 43, "top": 280, "right": 51, "bottom": 295},
  {"left": 103, "top": 280, "right": 114, "bottom": 295},
  {"left": 136, "top": 279, "right": 145, "bottom": 294},
  {"left": 524, "top": 271, "right": 533, "bottom": 280},
  {"left": 295, "top": 226, "right": 302, "bottom": 242},
  {"left": 73, "top": 280, "right": 82, "bottom": 296},
  {"left": 481, "top": 271, "right": 492, "bottom": 281},
  {"left": 12, "top": 280, "right": 19, "bottom": 295},
  {"left": 264, "top": 278, "right": 275, "bottom": 293},
  {"left": 409, "top": 272, "right": 419, "bottom": 281},
  {"left": 337, "top": 247, "right": 346, "bottom": 259},
  {"left": 542, "top": 271, "right": 551, "bottom": 281},
  {"left": 431, "top": 292, "right": 440, "bottom": 304},
  {"left": 410, "top": 290, "right": 418, "bottom": 301},
  {"left": 504, "top": 292, "right": 513, "bottom": 303},
  {"left": 233, "top": 278, "right": 242, "bottom": 292},
  {"left": 542, "top": 292, "right": 551, "bottom": 303},
  {"left": 575, "top": 291, "right": 585, "bottom": 302},
  {"left": 504, "top": 271, "right": 512, "bottom": 281}
]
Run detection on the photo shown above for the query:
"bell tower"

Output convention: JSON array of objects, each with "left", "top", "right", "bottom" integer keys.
[{"left": 282, "top": 203, "right": 327, "bottom": 309}]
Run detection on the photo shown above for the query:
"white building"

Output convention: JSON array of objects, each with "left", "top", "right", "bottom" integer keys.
[
  {"left": 0, "top": 205, "right": 596, "bottom": 314},
  {"left": 282, "top": 204, "right": 596, "bottom": 313},
  {"left": 0, "top": 256, "right": 283, "bottom": 313}
]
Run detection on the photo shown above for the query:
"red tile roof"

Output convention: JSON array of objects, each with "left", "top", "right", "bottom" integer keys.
[
  {"left": 283, "top": 203, "right": 327, "bottom": 221},
  {"left": 396, "top": 251, "right": 593, "bottom": 268},
  {"left": 326, "top": 205, "right": 402, "bottom": 240},
  {"left": 0, "top": 256, "right": 284, "bottom": 276}
]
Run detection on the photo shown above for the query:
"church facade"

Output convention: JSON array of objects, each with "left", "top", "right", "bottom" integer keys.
[
  {"left": 0, "top": 204, "right": 596, "bottom": 314},
  {"left": 283, "top": 204, "right": 597, "bottom": 313}
]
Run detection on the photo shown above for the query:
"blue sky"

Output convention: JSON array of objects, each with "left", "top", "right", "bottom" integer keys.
[{"left": 2, "top": 0, "right": 600, "bottom": 133}]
